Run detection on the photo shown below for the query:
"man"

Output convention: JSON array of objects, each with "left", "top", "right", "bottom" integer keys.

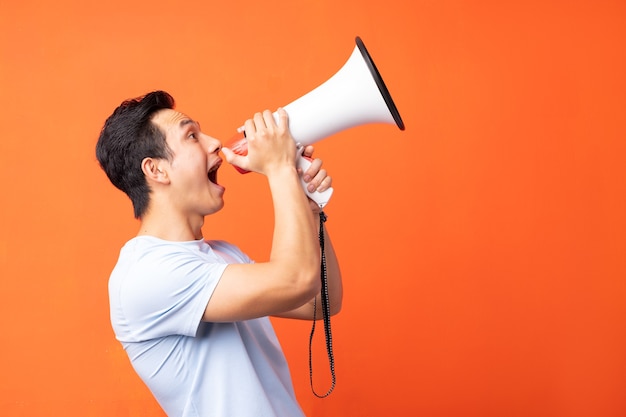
[{"left": 96, "top": 91, "right": 342, "bottom": 416}]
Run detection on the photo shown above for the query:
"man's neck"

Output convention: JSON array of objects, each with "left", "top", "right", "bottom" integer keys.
[{"left": 137, "top": 208, "right": 205, "bottom": 242}]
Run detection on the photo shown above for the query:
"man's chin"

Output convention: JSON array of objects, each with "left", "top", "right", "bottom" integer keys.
[{"left": 205, "top": 200, "right": 225, "bottom": 216}]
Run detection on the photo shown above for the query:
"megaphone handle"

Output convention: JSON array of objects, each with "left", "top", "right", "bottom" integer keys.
[{"left": 297, "top": 155, "right": 333, "bottom": 209}]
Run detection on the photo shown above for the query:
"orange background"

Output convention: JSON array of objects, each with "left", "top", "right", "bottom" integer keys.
[{"left": 1, "top": 1, "right": 625, "bottom": 416}]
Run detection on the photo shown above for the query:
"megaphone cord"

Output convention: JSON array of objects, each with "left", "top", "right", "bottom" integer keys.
[{"left": 308, "top": 210, "right": 336, "bottom": 398}]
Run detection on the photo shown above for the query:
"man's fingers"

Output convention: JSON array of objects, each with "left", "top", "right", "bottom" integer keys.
[{"left": 302, "top": 158, "right": 322, "bottom": 183}]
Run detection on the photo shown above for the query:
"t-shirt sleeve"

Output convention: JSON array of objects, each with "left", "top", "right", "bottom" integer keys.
[
  {"left": 118, "top": 244, "right": 228, "bottom": 340},
  {"left": 208, "top": 240, "right": 254, "bottom": 265}
]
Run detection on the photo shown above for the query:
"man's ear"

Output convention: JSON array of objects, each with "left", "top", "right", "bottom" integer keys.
[{"left": 141, "top": 157, "right": 169, "bottom": 184}]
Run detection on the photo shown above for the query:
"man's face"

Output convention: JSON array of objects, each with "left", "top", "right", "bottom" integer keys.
[{"left": 152, "top": 108, "right": 225, "bottom": 216}]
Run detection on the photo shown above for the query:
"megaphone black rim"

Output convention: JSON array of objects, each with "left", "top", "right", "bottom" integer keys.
[{"left": 355, "top": 36, "right": 405, "bottom": 131}]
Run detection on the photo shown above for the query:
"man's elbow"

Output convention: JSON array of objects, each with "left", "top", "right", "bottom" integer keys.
[
  {"left": 329, "top": 296, "right": 343, "bottom": 316},
  {"left": 295, "top": 267, "right": 322, "bottom": 306},
  {"left": 330, "top": 305, "right": 342, "bottom": 316}
]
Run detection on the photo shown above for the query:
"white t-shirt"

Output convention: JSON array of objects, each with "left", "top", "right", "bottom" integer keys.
[{"left": 108, "top": 236, "right": 305, "bottom": 417}]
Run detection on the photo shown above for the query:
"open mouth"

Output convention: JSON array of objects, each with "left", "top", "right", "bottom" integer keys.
[{"left": 208, "top": 159, "right": 222, "bottom": 184}]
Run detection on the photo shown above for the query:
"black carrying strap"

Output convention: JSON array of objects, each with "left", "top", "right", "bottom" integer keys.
[{"left": 308, "top": 211, "right": 336, "bottom": 397}]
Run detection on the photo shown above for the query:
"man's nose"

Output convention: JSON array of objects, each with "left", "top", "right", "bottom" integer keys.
[{"left": 204, "top": 136, "right": 222, "bottom": 154}]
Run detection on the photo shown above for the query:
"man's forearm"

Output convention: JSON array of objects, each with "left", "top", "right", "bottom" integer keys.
[{"left": 267, "top": 166, "right": 321, "bottom": 287}]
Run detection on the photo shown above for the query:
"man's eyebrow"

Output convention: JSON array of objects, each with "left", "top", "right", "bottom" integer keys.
[{"left": 180, "top": 118, "right": 200, "bottom": 129}]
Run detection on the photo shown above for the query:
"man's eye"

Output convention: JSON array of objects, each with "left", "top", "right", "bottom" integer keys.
[{"left": 189, "top": 133, "right": 197, "bottom": 139}]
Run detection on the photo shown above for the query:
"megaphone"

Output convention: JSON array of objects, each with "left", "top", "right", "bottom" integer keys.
[{"left": 227, "top": 36, "right": 405, "bottom": 207}]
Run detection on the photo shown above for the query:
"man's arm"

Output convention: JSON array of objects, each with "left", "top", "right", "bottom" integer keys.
[
  {"left": 203, "top": 109, "right": 322, "bottom": 322},
  {"left": 273, "top": 146, "right": 342, "bottom": 320},
  {"left": 273, "top": 217, "right": 343, "bottom": 320}
]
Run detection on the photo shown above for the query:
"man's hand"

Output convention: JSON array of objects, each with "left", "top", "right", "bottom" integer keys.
[
  {"left": 299, "top": 145, "right": 333, "bottom": 213},
  {"left": 222, "top": 108, "right": 297, "bottom": 176}
]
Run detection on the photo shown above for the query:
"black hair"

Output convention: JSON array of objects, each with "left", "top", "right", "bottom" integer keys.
[{"left": 96, "top": 91, "right": 175, "bottom": 218}]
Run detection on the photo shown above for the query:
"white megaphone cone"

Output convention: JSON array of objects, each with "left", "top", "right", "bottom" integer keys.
[{"left": 227, "top": 36, "right": 405, "bottom": 208}]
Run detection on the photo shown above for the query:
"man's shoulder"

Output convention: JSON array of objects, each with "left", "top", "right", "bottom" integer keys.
[{"left": 206, "top": 240, "right": 252, "bottom": 264}]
